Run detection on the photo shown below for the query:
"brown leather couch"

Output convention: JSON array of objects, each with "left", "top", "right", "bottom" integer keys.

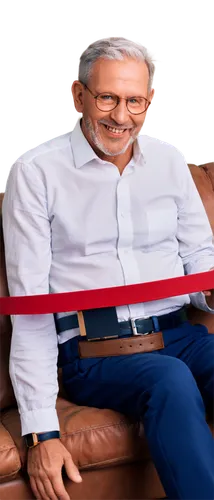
[{"left": 0, "top": 162, "right": 214, "bottom": 500}]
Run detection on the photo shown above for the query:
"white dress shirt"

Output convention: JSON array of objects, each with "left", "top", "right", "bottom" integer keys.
[{"left": 2, "top": 120, "right": 214, "bottom": 435}]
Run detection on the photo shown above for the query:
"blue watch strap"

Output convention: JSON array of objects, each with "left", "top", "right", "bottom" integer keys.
[
  {"left": 25, "top": 431, "right": 60, "bottom": 447},
  {"left": 37, "top": 431, "right": 60, "bottom": 442}
]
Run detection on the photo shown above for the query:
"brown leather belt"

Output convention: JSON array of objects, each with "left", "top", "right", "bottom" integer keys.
[{"left": 78, "top": 331, "right": 164, "bottom": 358}]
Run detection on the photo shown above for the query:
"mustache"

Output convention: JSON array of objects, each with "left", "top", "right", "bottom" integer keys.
[{"left": 99, "top": 120, "right": 134, "bottom": 130}]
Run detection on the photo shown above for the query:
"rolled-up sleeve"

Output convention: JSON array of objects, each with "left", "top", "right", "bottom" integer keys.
[
  {"left": 2, "top": 162, "right": 59, "bottom": 435},
  {"left": 176, "top": 156, "right": 214, "bottom": 313}
]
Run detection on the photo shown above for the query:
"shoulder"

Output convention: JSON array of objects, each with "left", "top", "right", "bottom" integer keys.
[
  {"left": 138, "top": 134, "right": 186, "bottom": 163},
  {"left": 6, "top": 131, "right": 74, "bottom": 190},
  {"left": 15, "top": 131, "right": 72, "bottom": 166}
]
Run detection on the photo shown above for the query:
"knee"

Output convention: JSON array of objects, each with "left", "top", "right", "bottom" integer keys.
[
  {"left": 137, "top": 357, "right": 205, "bottom": 421},
  {"left": 157, "top": 357, "right": 198, "bottom": 397}
]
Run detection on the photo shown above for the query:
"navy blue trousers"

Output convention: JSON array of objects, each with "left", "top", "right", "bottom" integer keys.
[{"left": 59, "top": 320, "right": 214, "bottom": 500}]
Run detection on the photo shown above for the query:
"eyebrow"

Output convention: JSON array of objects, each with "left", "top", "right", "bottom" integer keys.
[{"left": 95, "top": 89, "right": 145, "bottom": 98}]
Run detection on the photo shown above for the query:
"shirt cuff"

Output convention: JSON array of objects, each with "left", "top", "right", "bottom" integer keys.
[
  {"left": 189, "top": 291, "right": 214, "bottom": 314},
  {"left": 20, "top": 408, "right": 60, "bottom": 436}
]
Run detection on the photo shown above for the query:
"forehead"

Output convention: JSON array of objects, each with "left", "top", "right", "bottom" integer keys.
[{"left": 89, "top": 57, "right": 149, "bottom": 95}]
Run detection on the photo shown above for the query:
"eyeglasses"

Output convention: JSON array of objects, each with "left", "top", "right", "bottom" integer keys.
[{"left": 81, "top": 83, "right": 151, "bottom": 115}]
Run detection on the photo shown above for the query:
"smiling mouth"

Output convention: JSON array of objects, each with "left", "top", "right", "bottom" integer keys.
[{"left": 103, "top": 124, "right": 128, "bottom": 135}]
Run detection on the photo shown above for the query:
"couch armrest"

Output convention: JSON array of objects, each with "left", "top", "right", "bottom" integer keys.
[{"left": 0, "top": 421, "right": 21, "bottom": 483}]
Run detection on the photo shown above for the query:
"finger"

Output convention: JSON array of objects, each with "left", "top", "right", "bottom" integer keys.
[
  {"left": 203, "top": 291, "right": 211, "bottom": 296},
  {"left": 42, "top": 478, "right": 59, "bottom": 500},
  {"left": 52, "top": 475, "right": 70, "bottom": 500},
  {"left": 35, "top": 478, "right": 50, "bottom": 500},
  {"left": 30, "top": 477, "right": 42, "bottom": 500},
  {"left": 64, "top": 455, "right": 82, "bottom": 483}
]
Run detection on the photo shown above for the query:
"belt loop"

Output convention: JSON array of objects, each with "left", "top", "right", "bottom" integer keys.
[
  {"left": 151, "top": 316, "right": 160, "bottom": 332},
  {"left": 77, "top": 311, "right": 87, "bottom": 337}
]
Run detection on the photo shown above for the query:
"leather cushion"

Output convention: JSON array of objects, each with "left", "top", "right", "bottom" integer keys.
[
  {"left": 0, "top": 422, "right": 21, "bottom": 483},
  {"left": 2, "top": 397, "right": 213, "bottom": 478}
]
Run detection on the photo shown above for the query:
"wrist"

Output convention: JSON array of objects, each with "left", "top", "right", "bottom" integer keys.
[{"left": 25, "top": 431, "right": 60, "bottom": 448}]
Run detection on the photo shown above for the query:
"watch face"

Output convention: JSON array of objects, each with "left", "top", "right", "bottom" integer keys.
[
  {"left": 26, "top": 433, "right": 38, "bottom": 447},
  {"left": 26, "top": 434, "right": 34, "bottom": 447}
]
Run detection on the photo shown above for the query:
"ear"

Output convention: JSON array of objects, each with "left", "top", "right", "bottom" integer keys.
[
  {"left": 148, "top": 88, "right": 155, "bottom": 103},
  {"left": 72, "top": 81, "right": 84, "bottom": 112}
]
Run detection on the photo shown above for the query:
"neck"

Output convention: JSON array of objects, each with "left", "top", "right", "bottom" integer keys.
[{"left": 97, "top": 146, "right": 134, "bottom": 174}]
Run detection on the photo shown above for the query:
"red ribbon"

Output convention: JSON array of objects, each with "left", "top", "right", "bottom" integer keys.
[{"left": 0, "top": 271, "right": 213, "bottom": 315}]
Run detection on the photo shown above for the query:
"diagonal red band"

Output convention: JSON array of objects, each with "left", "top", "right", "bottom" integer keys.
[{"left": 0, "top": 271, "right": 213, "bottom": 316}]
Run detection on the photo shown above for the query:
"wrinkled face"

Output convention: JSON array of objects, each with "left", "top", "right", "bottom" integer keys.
[{"left": 72, "top": 58, "right": 154, "bottom": 158}]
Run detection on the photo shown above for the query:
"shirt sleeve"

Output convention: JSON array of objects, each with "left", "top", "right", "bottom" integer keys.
[
  {"left": 175, "top": 153, "right": 214, "bottom": 314},
  {"left": 2, "top": 162, "right": 60, "bottom": 435}
]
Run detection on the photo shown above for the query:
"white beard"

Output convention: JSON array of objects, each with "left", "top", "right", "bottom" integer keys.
[{"left": 84, "top": 118, "right": 136, "bottom": 157}]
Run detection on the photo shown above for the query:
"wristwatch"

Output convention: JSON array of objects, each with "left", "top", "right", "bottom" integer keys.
[{"left": 25, "top": 431, "right": 60, "bottom": 448}]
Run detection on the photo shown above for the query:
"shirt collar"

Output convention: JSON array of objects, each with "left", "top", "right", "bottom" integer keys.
[{"left": 70, "top": 119, "right": 145, "bottom": 169}]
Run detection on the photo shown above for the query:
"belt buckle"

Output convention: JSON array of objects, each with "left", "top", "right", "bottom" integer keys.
[
  {"left": 131, "top": 317, "right": 153, "bottom": 336},
  {"left": 77, "top": 310, "right": 118, "bottom": 341}
]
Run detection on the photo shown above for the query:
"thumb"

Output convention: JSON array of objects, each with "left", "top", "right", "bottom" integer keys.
[{"left": 64, "top": 455, "right": 82, "bottom": 483}]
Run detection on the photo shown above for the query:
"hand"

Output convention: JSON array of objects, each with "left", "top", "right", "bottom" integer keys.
[
  {"left": 202, "top": 267, "right": 214, "bottom": 309},
  {"left": 28, "top": 438, "right": 82, "bottom": 500}
]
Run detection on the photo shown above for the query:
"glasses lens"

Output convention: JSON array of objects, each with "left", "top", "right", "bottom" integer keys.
[
  {"left": 96, "top": 94, "right": 117, "bottom": 111},
  {"left": 95, "top": 93, "right": 149, "bottom": 114},
  {"left": 127, "top": 97, "right": 149, "bottom": 114}
]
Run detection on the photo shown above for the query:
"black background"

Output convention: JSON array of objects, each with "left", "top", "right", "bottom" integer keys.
[{"left": 2, "top": 30, "right": 214, "bottom": 168}]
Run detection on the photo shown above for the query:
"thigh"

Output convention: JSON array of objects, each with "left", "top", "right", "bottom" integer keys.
[
  {"left": 163, "top": 322, "right": 214, "bottom": 408},
  {"left": 61, "top": 336, "right": 196, "bottom": 419},
  {"left": 179, "top": 325, "right": 214, "bottom": 406}
]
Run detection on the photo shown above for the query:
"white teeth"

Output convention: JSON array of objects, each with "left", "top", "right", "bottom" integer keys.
[{"left": 106, "top": 125, "right": 126, "bottom": 134}]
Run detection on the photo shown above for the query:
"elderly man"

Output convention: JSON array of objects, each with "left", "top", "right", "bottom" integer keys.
[{"left": 2, "top": 37, "right": 214, "bottom": 500}]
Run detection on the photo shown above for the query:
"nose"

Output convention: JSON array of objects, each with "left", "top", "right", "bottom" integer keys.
[{"left": 110, "top": 98, "right": 130, "bottom": 125}]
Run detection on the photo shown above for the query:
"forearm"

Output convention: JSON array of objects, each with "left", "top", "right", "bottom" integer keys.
[{"left": 9, "top": 314, "right": 59, "bottom": 435}]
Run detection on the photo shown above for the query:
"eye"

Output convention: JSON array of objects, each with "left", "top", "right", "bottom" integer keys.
[
  {"left": 128, "top": 97, "right": 141, "bottom": 105},
  {"left": 99, "top": 94, "right": 115, "bottom": 101}
]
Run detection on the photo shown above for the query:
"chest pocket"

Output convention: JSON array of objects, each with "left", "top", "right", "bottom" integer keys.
[{"left": 147, "top": 207, "right": 178, "bottom": 245}]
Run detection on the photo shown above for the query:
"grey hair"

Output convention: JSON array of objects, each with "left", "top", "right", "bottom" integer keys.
[{"left": 78, "top": 37, "right": 155, "bottom": 93}]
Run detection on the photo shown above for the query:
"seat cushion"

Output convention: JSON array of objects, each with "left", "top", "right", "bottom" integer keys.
[
  {"left": 2, "top": 398, "right": 213, "bottom": 475},
  {"left": 1, "top": 397, "right": 149, "bottom": 471}
]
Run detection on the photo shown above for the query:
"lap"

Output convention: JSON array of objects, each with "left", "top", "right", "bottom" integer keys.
[
  {"left": 60, "top": 321, "right": 214, "bottom": 416},
  {"left": 162, "top": 321, "right": 214, "bottom": 379}
]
